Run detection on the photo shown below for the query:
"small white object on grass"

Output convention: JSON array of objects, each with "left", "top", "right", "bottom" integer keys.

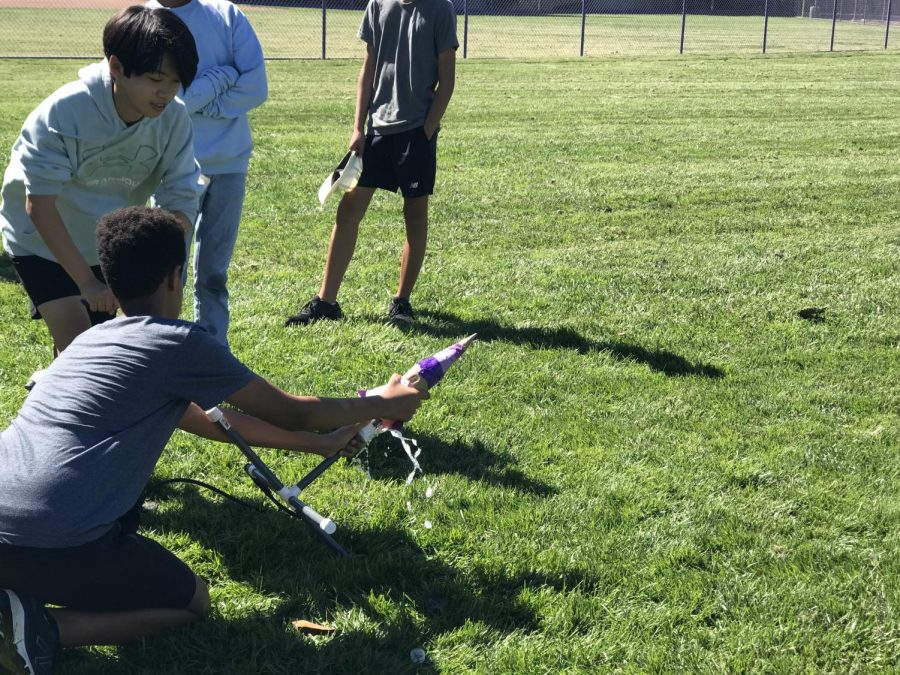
[
  {"left": 410, "top": 647, "right": 426, "bottom": 664},
  {"left": 425, "top": 486, "right": 434, "bottom": 499},
  {"left": 424, "top": 520, "right": 433, "bottom": 529}
]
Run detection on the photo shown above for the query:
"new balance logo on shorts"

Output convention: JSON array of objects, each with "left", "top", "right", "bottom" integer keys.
[{"left": 410, "top": 182, "right": 419, "bottom": 189}]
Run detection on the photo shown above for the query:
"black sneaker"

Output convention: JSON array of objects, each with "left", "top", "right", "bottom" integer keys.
[
  {"left": 0, "top": 590, "right": 59, "bottom": 675},
  {"left": 387, "top": 297, "right": 415, "bottom": 324},
  {"left": 284, "top": 296, "right": 343, "bottom": 326}
]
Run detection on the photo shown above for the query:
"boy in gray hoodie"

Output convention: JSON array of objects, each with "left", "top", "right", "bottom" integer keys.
[{"left": 0, "top": 6, "right": 202, "bottom": 355}]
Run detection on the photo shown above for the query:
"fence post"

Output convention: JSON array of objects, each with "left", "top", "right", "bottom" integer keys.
[
  {"left": 580, "top": 0, "right": 586, "bottom": 56},
  {"left": 885, "top": 0, "right": 893, "bottom": 47},
  {"left": 321, "top": 0, "right": 326, "bottom": 60},
  {"left": 762, "top": 0, "right": 770, "bottom": 53},
  {"left": 830, "top": 0, "right": 838, "bottom": 50},
  {"left": 680, "top": 0, "right": 687, "bottom": 54},
  {"left": 463, "top": 0, "right": 469, "bottom": 59}
]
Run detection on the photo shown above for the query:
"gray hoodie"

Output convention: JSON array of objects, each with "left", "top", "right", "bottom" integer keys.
[{"left": 0, "top": 61, "right": 201, "bottom": 265}]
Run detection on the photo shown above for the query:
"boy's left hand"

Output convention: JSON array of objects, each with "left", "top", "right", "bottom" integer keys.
[{"left": 322, "top": 421, "right": 370, "bottom": 458}]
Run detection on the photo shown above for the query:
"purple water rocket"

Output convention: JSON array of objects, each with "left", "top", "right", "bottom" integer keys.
[{"left": 359, "top": 334, "right": 477, "bottom": 433}]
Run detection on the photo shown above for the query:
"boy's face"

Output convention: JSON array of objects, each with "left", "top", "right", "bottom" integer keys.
[
  {"left": 162, "top": 264, "right": 185, "bottom": 320},
  {"left": 109, "top": 53, "right": 182, "bottom": 124}
]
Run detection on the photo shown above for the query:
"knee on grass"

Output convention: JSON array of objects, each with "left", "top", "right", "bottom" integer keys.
[{"left": 186, "top": 576, "right": 210, "bottom": 620}]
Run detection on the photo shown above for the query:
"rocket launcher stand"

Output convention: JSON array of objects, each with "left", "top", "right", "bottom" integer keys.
[
  {"left": 294, "top": 334, "right": 477, "bottom": 496},
  {"left": 205, "top": 407, "right": 349, "bottom": 557}
]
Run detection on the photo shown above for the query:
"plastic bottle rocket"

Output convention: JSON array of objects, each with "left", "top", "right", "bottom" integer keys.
[{"left": 358, "top": 334, "right": 477, "bottom": 441}]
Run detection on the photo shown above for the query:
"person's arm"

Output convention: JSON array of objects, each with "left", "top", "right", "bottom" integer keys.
[
  {"left": 15, "top": 103, "right": 116, "bottom": 312},
  {"left": 349, "top": 44, "right": 377, "bottom": 156},
  {"left": 179, "top": 66, "right": 240, "bottom": 115},
  {"left": 225, "top": 373, "right": 426, "bottom": 432},
  {"left": 198, "top": 13, "right": 268, "bottom": 120},
  {"left": 177, "top": 403, "right": 367, "bottom": 458},
  {"left": 423, "top": 48, "right": 456, "bottom": 140},
  {"left": 25, "top": 194, "right": 117, "bottom": 314},
  {"left": 152, "top": 107, "right": 202, "bottom": 226}
]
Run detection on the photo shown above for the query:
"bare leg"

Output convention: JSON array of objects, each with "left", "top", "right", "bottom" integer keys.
[
  {"left": 396, "top": 195, "right": 429, "bottom": 300},
  {"left": 49, "top": 576, "right": 209, "bottom": 647},
  {"left": 318, "top": 187, "right": 375, "bottom": 303},
  {"left": 35, "top": 296, "right": 92, "bottom": 354}
]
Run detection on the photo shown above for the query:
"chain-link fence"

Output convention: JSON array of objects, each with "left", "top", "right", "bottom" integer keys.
[{"left": 0, "top": 0, "right": 897, "bottom": 58}]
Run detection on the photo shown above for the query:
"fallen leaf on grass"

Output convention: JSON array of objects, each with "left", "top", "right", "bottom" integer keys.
[{"left": 291, "top": 619, "right": 339, "bottom": 635}]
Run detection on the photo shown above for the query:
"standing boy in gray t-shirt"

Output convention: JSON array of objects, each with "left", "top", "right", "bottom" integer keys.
[{"left": 285, "top": 0, "right": 458, "bottom": 327}]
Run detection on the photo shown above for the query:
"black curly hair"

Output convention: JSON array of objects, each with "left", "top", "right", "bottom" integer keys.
[
  {"left": 103, "top": 6, "right": 198, "bottom": 89},
  {"left": 97, "top": 206, "right": 185, "bottom": 301}
]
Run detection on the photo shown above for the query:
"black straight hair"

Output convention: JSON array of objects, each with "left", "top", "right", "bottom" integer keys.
[
  {"left": 103, "top": 6, "right": 198, "bottom": 89},
  {"left": 97, "top": 206, "right": 186, "bottom": 301}
]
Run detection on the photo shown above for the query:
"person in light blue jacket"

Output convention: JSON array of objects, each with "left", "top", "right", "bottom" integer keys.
[
  {"left": 148, "top": 0, "right": 268, "bottom": 345},
  {"left": 0, "top": 6, "right": 202, "bottom": 355}
]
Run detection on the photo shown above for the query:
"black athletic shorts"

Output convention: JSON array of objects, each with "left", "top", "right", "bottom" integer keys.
[
  {"left": 358, "top": 126, "right": 439, "bottom": 198},
  {"left": 0, "top": 522, "right": 197, "bottom": 612},
  {"left": 10, "top": 254, "right": 115, "bottom": 324}
]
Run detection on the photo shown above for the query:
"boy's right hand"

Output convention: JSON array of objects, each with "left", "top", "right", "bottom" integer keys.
[
  {"left": 79, "top": 277, "right": 118, "bottom": 314},
  {"left": 349, "top": 129, "right": 366, "bottom": 157},
  {"left": 379, "top": 373, "right": 428, "bottom": 421}
]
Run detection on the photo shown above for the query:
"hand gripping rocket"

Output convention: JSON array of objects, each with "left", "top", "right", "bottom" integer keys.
[{"left": 296, "top": 334, "right": 477, "bottom": 498}]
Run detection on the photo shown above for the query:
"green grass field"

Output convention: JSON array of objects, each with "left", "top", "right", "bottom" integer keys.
[
  {"left": 0, "top": 6, "right": 897, "bottom": 58},
  {"left": 0, "top": 51, "right": 899, "bottom": 673}
]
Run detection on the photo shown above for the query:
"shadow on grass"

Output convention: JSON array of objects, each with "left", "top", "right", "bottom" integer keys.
[
  {"left": 368, "top": 308, "right": 724, "bottom": 379},
  {"left": 364, "top": 430, "right": 556, "bottom": 496},
  {"left": 0, "top": 252, "right": 19, "bottom": 283},
  {"left": 67, "top": 480, "right": 590, "bottom": 673}
]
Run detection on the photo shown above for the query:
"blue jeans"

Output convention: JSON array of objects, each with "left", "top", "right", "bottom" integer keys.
[{"left": 190, "top": 173, "right": 246, "bottom": 344}]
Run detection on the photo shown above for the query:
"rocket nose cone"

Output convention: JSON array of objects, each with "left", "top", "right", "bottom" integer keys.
[{"left": 458, "top": 334, "right": 477, "bottom": 349}]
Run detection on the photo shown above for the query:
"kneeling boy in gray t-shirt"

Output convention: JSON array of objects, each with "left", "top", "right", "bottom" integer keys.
[{"left": 0, "top": 206, "right": 425, "bottom": 672}]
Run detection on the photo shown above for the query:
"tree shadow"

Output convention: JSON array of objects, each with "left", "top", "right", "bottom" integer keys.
[
  {"left": 58, "top": 608, "right": 442, "bottom": 675},
  {"left": 363, "top": 430, "right": 556, "bottom": 497},
  {"left": 78, "top": 480, "right": 596, "bottom": 673},
  {"left": 367, "top": 309, "right": 724, "bottom": 379},
  {"left": 60, "top": 609, "right": 443, "bottom": 675},
  {"left": 0, "top": 251, "right": 19, "bottom": 283}
]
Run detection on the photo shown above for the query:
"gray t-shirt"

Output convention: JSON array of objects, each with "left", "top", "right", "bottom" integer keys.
[
  {"left": 359, "top": 0, "right": 459, "bottom": 135},
  {"left": 0, "top": 316, "right": 254, "bottom": 548}
]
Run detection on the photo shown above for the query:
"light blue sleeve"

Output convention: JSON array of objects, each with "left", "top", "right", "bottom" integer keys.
[
  {"left": 199, "top": 10, "right": 268, "bottom": 120},
  {"left": 153, "top": 105, "right": 202, "bottom": 222},
  {"left": 179, "top": 65, "right": 240, "bottom": 115},
  {"left": 17, "top": 105, "right": 74, "bottom": 196}
]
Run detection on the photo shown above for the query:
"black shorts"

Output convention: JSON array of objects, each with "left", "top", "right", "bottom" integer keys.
[
  {"left": 11, "top": 254, "right": 115, "bottom": 324},
  {"left": 0, "top": 522, "right": 197, "bottom": 612},
  {"left": 358, "top": 126, "right": 439, "bottom": 198}
]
